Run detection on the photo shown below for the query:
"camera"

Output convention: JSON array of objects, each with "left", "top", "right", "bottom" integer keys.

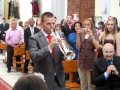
[{"left": 81, "top": 28, "right": 87, "bottom": 33}]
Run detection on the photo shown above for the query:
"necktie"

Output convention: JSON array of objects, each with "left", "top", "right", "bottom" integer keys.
[
  {"left": 47, "top": 34, "right": 52, "bottom": 43},
  {"left": 47, "top": 34, "right": 54, "bottom": 57},
  {"left": 107, "top": 60, "right": 113, "bottom": 65}
]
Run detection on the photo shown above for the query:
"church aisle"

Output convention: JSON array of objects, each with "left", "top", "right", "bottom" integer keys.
[{"left": 0, "top": 54, "right": 23, "bottom": 87}]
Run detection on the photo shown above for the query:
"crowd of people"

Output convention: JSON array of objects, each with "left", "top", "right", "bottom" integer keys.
[{"left": 0, "top": 11, "right": 120, "bottom": 90}]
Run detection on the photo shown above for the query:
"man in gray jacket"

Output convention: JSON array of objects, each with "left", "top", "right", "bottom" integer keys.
[{"left": 28, "top": 12, "right": 66, "bottom": 90}]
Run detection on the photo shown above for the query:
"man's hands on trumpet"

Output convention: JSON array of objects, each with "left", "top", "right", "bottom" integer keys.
[{"left": 48, "top": 36, "right": 58, "bottom": 50}]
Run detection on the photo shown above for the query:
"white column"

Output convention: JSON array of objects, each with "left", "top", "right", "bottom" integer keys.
[
  {"left": 51, "top": 0, "right": 67, "bottom": 23},
  {"left": 19, "top": 0, "right": 32, "bottom": 22},
  {"left": 41, "top": 0, "right": 52, "bottom": 13},
  {"left": 110, "top": 0, "right": 120, "bottom": 22},
  {"left": 41, "top": 0, "right": 67, "bottom": 23},
  {"left": 0, "top": 0, "right": 4, "bottom": 23},
  {"left": 101, "top": 0, "right": 110, "bottom": 22}
]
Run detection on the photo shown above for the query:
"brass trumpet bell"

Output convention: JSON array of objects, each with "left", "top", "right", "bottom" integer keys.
[{"left": 53, "top": 31, "right": 75, "bottom": 61}]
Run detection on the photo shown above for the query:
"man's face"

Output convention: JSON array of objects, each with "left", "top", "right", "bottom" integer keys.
[
  {"left": 103, "top": 44, "right": 115, "bottom": 60},
  {"left": 41, "top": 17, "right": 55, "bottom": 34},
  {"left": 29, "top": 19, "right": 35, "bottom": 27},
  {"left": 107, "top": 20, "right": 115, "bottom": 32},
  {"left": 66, "top": 16, "right": 72, "bottom": 24},
  {"left": 11, "top": 22, "right": 17, "bottom": 30}
]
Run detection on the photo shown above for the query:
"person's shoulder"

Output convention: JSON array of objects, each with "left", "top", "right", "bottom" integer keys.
[
  {"left": 6, "top": 23, "right": 9, "bottom": 25},
  {"left": 6, "top": 28, "right": 11, "bottom": 32},
  {"left": 114, "top": 56, "right": 120, "bottom": 61},
  {"left": 94, "top": 56, "right": 104, "bottom": 64},
  {"left": 24, "top": 27, "right": 30, "bottom": 31},
  {"left": 34, "top": 27, "right": 39, "bottom": 30},
  {"left": 17, "top": 26, "right": 23, "bottom": 31},
  {"left": 34, "top": 27, "right": 40, "bottom": 32},
  {"left": 32, "top": 31, "right": 41, "bottom": 38},
  {"left": 113, "top": 56, "right": 120, "bottom": 66},
  {"left": 68, "top": 32, "right": 76, "bottom": 38}
]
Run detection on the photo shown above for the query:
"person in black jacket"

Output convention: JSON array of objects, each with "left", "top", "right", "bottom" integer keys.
[
  {"left": 0, "top": 18, "right": 9, "bottom": 53},
  {"left": 23, "top": 18, "right": 40, "bottom": 73},
  {"left": 0, "top": 18, "right": 9, "bottom": 41},
  {"left": 92, "top": 43, "right": 120, "bottom": 90}
]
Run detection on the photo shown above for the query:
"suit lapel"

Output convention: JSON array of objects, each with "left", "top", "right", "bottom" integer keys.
[
  {"left": 100, "top": 57, "right": 108, "bottom": 72},
  {"left": 38, "top": 31, "right": 49, "bottom": 47},
  {"left": 27, "top": 27, "right": 32, "bottom": 36},
  {"left": 34, "top": 27, "right": 38, "bottom": 34}
]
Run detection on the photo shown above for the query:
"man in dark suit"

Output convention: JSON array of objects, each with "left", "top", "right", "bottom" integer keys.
[
  {"left": 62, "top": 15, "right": 74, "bottom": 42},
  {"left": 92, "top": 43, "right": 120, "bottom": 90},
  {"left": 0, "top": 18, "right": 9, "bottom": 53},
  {"left": 23, "top": 18, "right": 40, "bottom": 73},
  {"left": 28, "top": 12, "right": 66, "bottom": 90},
  {"left": 0, "top": 18, "right": 9, "bottom": 41}
]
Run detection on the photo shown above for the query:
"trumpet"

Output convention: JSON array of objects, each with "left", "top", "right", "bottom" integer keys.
[{"left": 52, "top": 31, "right": 75, "bottom": 61}]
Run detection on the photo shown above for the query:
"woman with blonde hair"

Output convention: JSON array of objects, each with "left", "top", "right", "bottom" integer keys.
[
  {"left": 76, "top": 18, "right": 99, "bottom": 90},
  {"left": 98, "top": 19, "right": 118, "bottom": 57}
]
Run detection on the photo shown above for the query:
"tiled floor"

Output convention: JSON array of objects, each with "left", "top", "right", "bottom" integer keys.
[
  {"left": 0, "top": 54, "right": 23, "bottom": 87},
  {"left": 0, "top": 54, "right": 80, "bottom": 90}
]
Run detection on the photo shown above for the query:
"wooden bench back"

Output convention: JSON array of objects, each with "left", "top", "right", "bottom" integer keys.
[
  {"left": 13, "top": 44, "right": 25, "bottom": 56},
  {"left": 62, "top": 60, "right": 78, "bottom": 73},
  {"left": 0, "top": 43, "right": 7, "bottom": 50},
  {"left": 62, "top": 60, "right": 80, "bottom": 88},
  {"left": 25, "top": 50, "right": 30, "bottom": 60}
]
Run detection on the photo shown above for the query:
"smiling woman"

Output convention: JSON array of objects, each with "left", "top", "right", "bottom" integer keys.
[{"left": 97, "top": 19, "right": 118, "bottom": 58}]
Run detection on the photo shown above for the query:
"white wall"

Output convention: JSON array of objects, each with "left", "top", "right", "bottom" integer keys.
[
  {"left": 41, "top": 0, "right": 67, "bottom": 23},
  {"left": 95, "top": 0, "right": 102, "bottom": 16},
  {"left": 110, "top": 0, "right": 120, "bottom": 22},
  {"left": 95, "top": 0, "right": 120, "bottom": 22},
  {"left": 41, "top": 0, "right": 52, "bottom": 13},
  {"left": 51, "top": 0, "right": 67, "bottom": 23},
  {"left": 19, "top": 0, "right": 32, "bottom": 23},
  {"left": 0, "top": 0, "right": 4, "bottom": 23},
  {"left": 19, "top": 0, "right": 67, "bottom": 24}
]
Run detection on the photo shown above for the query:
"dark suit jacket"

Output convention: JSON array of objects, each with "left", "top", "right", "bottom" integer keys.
[
  {"left": 62, "top": 23, "right": 74, "bottom": 41},
  {"left": 24, "top": 27, "right": 39, "bottom": 50},
  {"left": 0, "top": 23, "right": 9, "bottom": 40},
  {"left": 28, "top": 30, "right": 65, "bottom": 90},
  {"left": 92, "top": 56, "right": 120, "bottom": 90},
  {"left": 0, "top": 23, "right": 9, "bottom": 31}
]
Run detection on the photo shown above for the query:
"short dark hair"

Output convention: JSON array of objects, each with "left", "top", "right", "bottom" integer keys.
[
  {"left": 13, "top": 75, "right": 48, "bottom": 90},
  {"left": 73, "top": 21, "right": 83, "bottom": 32},
  {"left": 41, "top": 12, "right": 54, "bottom": 22}
]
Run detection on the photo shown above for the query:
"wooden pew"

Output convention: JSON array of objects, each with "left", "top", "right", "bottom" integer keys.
[
  {"left": 0, "top": 42, "right": 7, "bottom": 62},
  {"left": 62, "top": 60, "right": 80, "bottom": 89},
  {"left": 13, "top": 44, "right": 25, "bottom": 72},
  {"left": 25, "top": 50, "right": 34, "bottom": 71},
  {"left": 25, "top": 50, "right": 30, "bottom": 60},
  {"left": 0, "top": 42, "right": 7, "bottom": 50}
]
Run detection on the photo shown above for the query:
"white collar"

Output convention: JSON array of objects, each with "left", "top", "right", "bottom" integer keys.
[{"left": 41, "top": 29, "right": 53, "bottom": 37}]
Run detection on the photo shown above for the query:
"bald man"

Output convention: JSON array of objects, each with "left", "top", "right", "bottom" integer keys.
[{"left": 92, "top": 43, "right": 120, "bottom": 90}]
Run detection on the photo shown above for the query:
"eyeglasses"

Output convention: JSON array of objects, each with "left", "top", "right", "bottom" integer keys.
[
  {"left": 103, "top": 51, "right": 114, "bottom": 53},
  {"left": 55, "top": 29, "right": 61, "bottom": 30}
]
